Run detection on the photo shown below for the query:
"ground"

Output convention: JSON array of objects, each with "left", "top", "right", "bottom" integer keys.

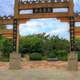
[{"left": 0, "top": 61, "right": 80, "bottom": 80}]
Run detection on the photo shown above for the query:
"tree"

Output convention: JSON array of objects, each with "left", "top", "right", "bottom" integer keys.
[
  {"left": 2, "top": 39, "right": 13, "bottom": 57},
  {"left": 0, "top": 35, "right": 5, "bottom": 52},
  {"left": 19, "top": 33, "right": 70, "bottom": 59},
  {"left": 20, "top": 34, "right": 45, "bottom": 54},
  {"left": 75, "top": 39, "right": 80, "bottom": 51}
]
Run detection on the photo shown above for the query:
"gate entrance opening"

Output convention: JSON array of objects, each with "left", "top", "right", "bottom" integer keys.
[{"left": 0, "top": 0, "right": 80, "bottom": 70}]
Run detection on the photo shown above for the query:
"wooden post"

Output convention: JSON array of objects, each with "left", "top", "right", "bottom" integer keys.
[
  {"left": 14, "top": 0, "right": 19, "bottom": 19},
  {"left": 68, "top": 0, "right": 74, "bottom": 16},
  {"left": 9, "top": 19, "right": 21, "bottom": 70},
  {"left": 9, "top": 0, "right": 21, "bottom": 70},
  {"left": 12, "top": 19, "right": 20, "bottom": 54},
  {"left": 16, "top": 24, "right": 19, "bottom": 54},
  {"left": 13, "top": 0, "right": 19, "bottom": 53},
  {"left": 68, "top": 16, "right": 78, "bottom": 71}
]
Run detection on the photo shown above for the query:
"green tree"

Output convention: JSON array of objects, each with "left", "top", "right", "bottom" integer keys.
[
  {"left": 0, "top": 35, "right": 5, "bottom": 52},
  {"left": 2, "top": 39, "right": 13, "bottom": 57}
]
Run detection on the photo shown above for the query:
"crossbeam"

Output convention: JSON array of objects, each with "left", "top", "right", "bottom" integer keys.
[
  {"left": 19, "top": 2, "right": 69, "bottom": 10},
  {"left": 0, "top": 19, "right": 13, "bottom": 25},
  {"left": 0, "top": 29, "right": 12, "bottom": 39},
  {"left": 0, "top": 19, "right": 28, "bottom": 25},
  {"left": 19, "top": 13, "right": 68, "bottom": 19},
  {"left": 58, "top": 16, "right": 80, "bottom": 22}
]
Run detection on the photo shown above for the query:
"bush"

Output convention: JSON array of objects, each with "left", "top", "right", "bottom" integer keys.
[
  {"left": 30, "top": 53, "right": 42, "bottom": 60},
  {"left": 0, "top": 56, "right": 9, "bottom": 62},
  {"left": 77, "top": 52, "right": 80, "bottom": 61},
  {"left": 42, "top": 56, "right": 47, "bottom": 60},
  {"left": 56, "top": 50, "right": 68, "bottom": 61},
  {"left": 48, "top": 52, "right": 56, "bottom": 58}
]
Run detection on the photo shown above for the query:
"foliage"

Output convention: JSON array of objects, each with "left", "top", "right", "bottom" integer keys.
[
  {"left": 0, "top": 35, "right": 5, "bottom": 51},
  {"left": 0, "top": 32, "right": 80, "bottom": 61},
  {"left": 75, "top": 39, "right": 80, "bottom": 51},
  {"left": 19, "top": 34, "right": 70, "bottom": 61},
  {"left": 48, "top": 52, "right": 56, "bottom": 58},
  {"left": 30, "top": 53, "right": 42, "bottom": 60},
  {"left": 2, "top": 39, "right": 13, "bottom": 57},
  {"left": 56, "top": 50, "right": 68, "bottom": 61},
  {"left": 0, "top": 56, "right": 9, "bottom": 62},
  {"left": 20, "top": 33, "right": 48, "bottom": 56},
  {"left": 77, "top": 52, "right": 80, "bottom": 61}
]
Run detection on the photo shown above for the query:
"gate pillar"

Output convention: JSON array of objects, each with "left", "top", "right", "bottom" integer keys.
[
  {"left": 9, "top": 19, "right": 21, "bottom": 70},
  {"left": 68, "top": 16, "right": 78, "bottom": 71}
]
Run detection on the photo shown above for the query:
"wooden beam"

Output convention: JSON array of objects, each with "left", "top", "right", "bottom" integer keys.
[
  {"left": 14, "top": 0, "right": 19, "bottom": 18},
  {"left": 1, "top": 29, "right": 13, "bottom": 39},
  {"left": 58, "top": 17, "right": 69, "bottom": 22},
  {"left": 75, "top": 27, "right": 80, "bottom": 32},
  {"left": 0, "top": 19, "right": 13, "bottom": 25},
  {"left": 2, "top": 30, "right": 13, "bottom": 37},
  {"left": 0, "top": 19, "right": 30, "bottom": 25},
  {"left": 75, "top": 27, "right": 80, "bottom": 37},
  {"left": 68, "top": 0, "right": 74, "bottom": 16},
  {"left": 58, "top": 16, "right": 80, "bottom": 22},
  {"left": 75, "top": 16, "right": 80, "bottom": 22},
  {"left": 19, "top": 2, "right": 69, "bottom": 10},
  {"left": 18, "top": 13, "right": 68, "bottom": 19},
  {"left": 3, "top": 32, "right": 13, "bottom": 35},
  {"left": 75, "top": 32, "right": 80, "bottom": 35},
  {"left": 18, "top": 19, "right": 29, "bottom": 24},
  {"left": 2, "top": 35, "right": 13, "bottom": 39},
  {"left": 16, "top": 24, "right": 19, "bottom": 54}
]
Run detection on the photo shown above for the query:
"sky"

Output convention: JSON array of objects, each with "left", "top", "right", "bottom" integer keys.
[{"left": 0, "top": 0, "right": 80, "bottom": 40}]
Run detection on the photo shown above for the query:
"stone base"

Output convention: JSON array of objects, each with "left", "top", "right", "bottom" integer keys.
[
  {"left": 67, "top": 51, "right": 78, "bottom": 71},
  {"left": 9, "top": 52, "right": 21, "bottom": 70},
  {"left": 25, "top": 54, "right": 30, "bottom": 61}
]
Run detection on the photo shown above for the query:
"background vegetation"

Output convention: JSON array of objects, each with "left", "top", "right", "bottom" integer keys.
[
  {"left": 0, "top": 24, "right": 80, "bottom": 61},
  {"left": 0, "top": 32, "right": 80, "bottom": 62}
]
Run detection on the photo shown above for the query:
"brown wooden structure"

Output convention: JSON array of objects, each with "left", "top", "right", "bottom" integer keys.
[
  {"left": 0, "top": 0, "right": 80, "bottom": 70},
  {"left": 1, "top": 30, "right": 13, "bottom": 39}
]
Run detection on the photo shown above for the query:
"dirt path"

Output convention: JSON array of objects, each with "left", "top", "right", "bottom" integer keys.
[
  {"left": 0, "top": 61, "right": 67, "bottom": 70},
  {"left": 0, "top": 61, "right": 80, "bottom": 80},
  {"left": 0, "top": 68, "right": 80, "bottom": 80},
  {"left": 0, "top": 61, "right": 80, "bottom": 69}
]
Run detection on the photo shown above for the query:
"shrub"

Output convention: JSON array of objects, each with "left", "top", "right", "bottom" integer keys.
[
  {"left": 0, "top": 56, "right": 9, "bottom": 62},
  {"left": 30, "top": 53, "right": 42, "bottom": 60},
  {"left": 48, "top": 52, "right": 56, "bottom": 58},
  {"left": 77, "top": 52, "right": 80, "bottom": 61},
  {"left": 56, "top": 50, "right": 68, "bottom": 61},
  {"left": 42, "top": 56, "right": 47, "bottom": 60}
]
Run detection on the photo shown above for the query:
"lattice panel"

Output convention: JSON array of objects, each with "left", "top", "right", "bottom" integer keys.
[
  {"left": 69, "top": 17, "right": 75, "bottom": 51},
  {"left": 19, "top": 0, "right": 69, "bottom": 4},
  {"left": 13, "top": 19, "right": 18, "bottom": 51},
  {"left": 33, "top": 8, "right": 53, "bottom": 13}
]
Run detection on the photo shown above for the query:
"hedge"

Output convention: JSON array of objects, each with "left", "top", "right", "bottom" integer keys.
[{"left": 30, "top": 53, "right": 42, "bottom": 60}]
